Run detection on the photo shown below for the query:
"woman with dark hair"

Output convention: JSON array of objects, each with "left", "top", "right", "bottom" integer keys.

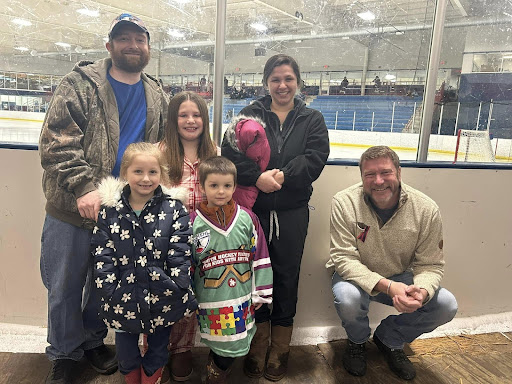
[{"left": 221, "top": 54, "right": 330, "bottom": 381}]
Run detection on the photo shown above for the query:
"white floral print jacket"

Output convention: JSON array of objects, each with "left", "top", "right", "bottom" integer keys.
[{"left": 91, "top": 177, "right": 197, "bottom": 334}]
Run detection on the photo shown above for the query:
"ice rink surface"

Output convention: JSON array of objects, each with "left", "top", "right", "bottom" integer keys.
[
  {"left": 0, "top": 117, "right": 459, "bottom": 162},
  {"left": 0, "top": 117, "right": 44, "bottom": 145}
]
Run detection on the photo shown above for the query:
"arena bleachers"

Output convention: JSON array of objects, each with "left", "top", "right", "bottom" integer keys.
[
  {"left": 309, "top": 95, "right": 422, "bottom": 132},
  {"left": 210, "top": 98, "right": 254, "bottom": 124},
  {"left": 213, "top": 95, "right": 422, "bottom": 132}
]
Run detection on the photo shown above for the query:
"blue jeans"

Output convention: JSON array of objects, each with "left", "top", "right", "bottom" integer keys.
[
  {"left": 331, "top": 271, "right": 457, "bottom": 349},
  {"left": 116, "top": 328, "right": 171, "bottom": 376},
  {"left": 40, "top": 214, "right": 107, "bottom": 361}
]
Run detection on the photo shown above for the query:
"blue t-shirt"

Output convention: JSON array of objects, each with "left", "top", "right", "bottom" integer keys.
[{"left": 107, "top": 70, "right": 147, "bottom": 177}]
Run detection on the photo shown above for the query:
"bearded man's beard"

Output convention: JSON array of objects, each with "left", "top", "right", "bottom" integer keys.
[{"left": 111, "top": 50, "right": 150, "bottom": 73}]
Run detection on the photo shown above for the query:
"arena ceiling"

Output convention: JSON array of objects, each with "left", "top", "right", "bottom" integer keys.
[{"left": 0, "top": 0, "right": 510, "bottom": 62}]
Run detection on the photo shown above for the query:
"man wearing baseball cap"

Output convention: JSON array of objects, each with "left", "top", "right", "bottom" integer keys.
[{"left": 39, "top": 13, "right": 168, "bottom": 384}]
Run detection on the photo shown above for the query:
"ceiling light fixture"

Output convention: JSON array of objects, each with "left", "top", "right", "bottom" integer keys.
[
  {"left": 14, "top": 46, "right": 29, "bottom": 52},
  {"left": 12, "top": 18, "right": 32, "bottom": 27},
  {"left": 250, "top": 22, "right": 268, "bottom": 32},
  {"left": 77, "top": 8, "right": 100, "bottom": 17},
  {"left": 55, "top": 42, "right": 71, "bottom": 48},
  {"left": 168, "top": 29, "right": 185, "bottom": 38},
  {"left": 183, "top": 47, "right": 189, "bottom": 50},
  {"left": 357, "top": 11, "right": 375, "bottom": 21},
  {"left": 384, "top": 74, "right": 396, "bottom": 80}
]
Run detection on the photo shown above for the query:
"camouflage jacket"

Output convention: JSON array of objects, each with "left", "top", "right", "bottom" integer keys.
[{"left": 39, "top": 58, "right": 169, "bottom": 229}]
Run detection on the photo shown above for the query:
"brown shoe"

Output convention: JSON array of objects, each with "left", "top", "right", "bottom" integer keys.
[
  {"left": 160, "top": 365, "right": 171, "bottom": 384},
  {"left": 171, "top": 350, "right": 193, "bottom": 382},
  {"left": 205, "top": 352, "right": 231, "bottom": 384},
  {"left": 243, "top": 321, "right": 270, "bottom": 378},
  {"left": 264, "top": 325, "right": 293, "bottom": 382}
]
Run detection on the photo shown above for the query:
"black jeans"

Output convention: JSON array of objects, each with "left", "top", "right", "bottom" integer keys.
[{"left": 255, "top": 205, "right": 309, "bottom": 327}]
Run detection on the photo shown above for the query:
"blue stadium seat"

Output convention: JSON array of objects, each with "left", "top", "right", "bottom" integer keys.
[{"left": 310, "top": 95, "right": 420, "bottom": 131}]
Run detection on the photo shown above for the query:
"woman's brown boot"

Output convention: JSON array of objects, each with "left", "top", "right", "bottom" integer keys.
[
  {"left": 264, "top": 325, "right": 293, "bottom": 381},
  {"left": 243, "top": 321, "right": 270, "bottom": 378}
]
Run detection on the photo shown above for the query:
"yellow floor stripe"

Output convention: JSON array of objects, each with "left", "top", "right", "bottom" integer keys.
[
  {"left": 0, "top": 117, "right": 44, "bottom": 123},
  {"left": 330, "top": 142, "right": 512, "bottom": 162}
]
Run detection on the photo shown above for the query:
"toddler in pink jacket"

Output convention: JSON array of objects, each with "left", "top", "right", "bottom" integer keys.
[{"left": 223, "top": 115, "right": 270, "bottom": 210}]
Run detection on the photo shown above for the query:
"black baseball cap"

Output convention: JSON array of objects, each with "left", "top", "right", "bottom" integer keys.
[{"left": 108, "top": 13, "right": 150, "bottom": 42}]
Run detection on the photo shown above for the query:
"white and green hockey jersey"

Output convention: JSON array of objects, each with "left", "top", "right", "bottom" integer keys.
[{"left": 192, "top": 203, "right": 273, "bottom": 357}]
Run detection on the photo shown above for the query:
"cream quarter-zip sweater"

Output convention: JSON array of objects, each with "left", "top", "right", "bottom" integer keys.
[{"left": 326, "top": 182, "right": 444, "bottom": 303}]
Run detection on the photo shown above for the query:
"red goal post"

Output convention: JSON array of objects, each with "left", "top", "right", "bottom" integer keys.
[{"left": 453, "top": 129, "right": 496, "bottom": 163}]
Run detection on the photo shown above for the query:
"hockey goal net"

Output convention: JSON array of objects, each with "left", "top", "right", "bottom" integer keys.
[{"left": 454, "top": 129, "right": 495, "bottom": 163}]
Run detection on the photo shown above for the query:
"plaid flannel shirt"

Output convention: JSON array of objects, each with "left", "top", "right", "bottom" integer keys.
[{"left": 178, "top": 156, "right": 205, "bottom": 212}]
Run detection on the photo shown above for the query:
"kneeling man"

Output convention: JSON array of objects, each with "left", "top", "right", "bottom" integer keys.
[{"left": 326, "top": 146, "right": 457, "bottom": 380}]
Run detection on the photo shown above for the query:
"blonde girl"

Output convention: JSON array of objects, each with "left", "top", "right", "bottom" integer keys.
[{"left": 92, "top": 142, "right": 197, "bottom": 384}]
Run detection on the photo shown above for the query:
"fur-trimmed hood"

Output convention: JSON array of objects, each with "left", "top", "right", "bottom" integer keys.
[
  {"left": 97, "top": 176, "right": 188, "bottom": 208},
  {"left": 224, "top": 114, "right": 266, "bottom": 153}
]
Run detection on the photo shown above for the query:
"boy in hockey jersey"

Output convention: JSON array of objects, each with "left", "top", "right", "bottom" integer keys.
[{"left": 191, "top": 156, "right": 272, "bottom": 383}]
